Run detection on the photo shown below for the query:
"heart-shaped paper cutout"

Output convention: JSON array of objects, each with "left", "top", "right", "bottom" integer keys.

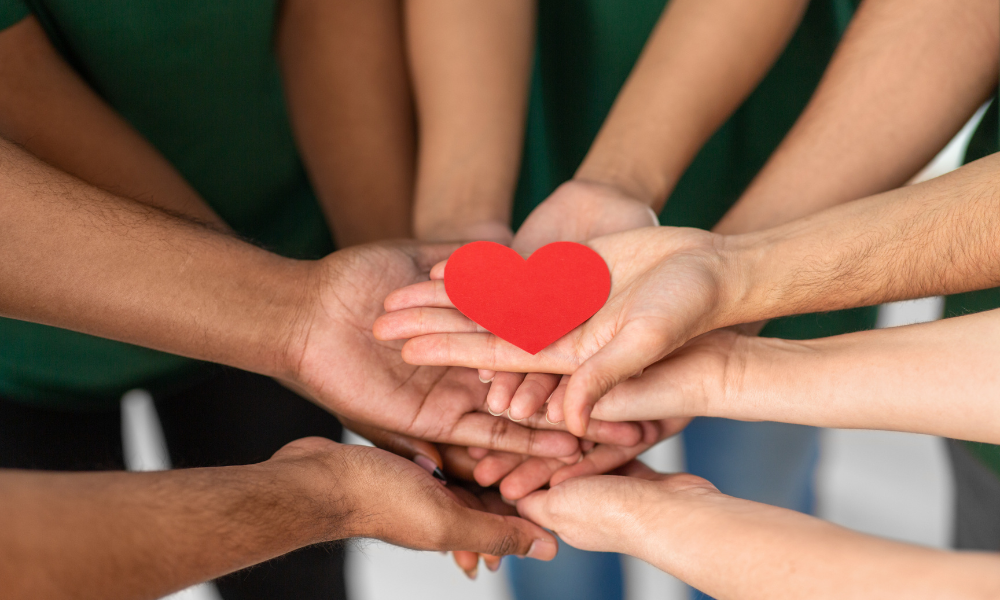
[{"left": 444, "top": 241, "right": 611, "bottom": 354}]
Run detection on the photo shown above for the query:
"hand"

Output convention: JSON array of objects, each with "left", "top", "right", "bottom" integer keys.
[
  {"left": 270, "top": 437, "right": 558, "bottom": 558},
  {"left": 515, "top": 460, "right": 716, "bottom": 558},
  {"left": 469, "top": 417, "right": 691, "bottom": 500},
  {"left": 374, "top": 226, "right": 737, "bottom": 436},
  {"left": 512, "top": 179, "right": 659, "bottom": 256},
  {"left": 285, "top": 242, "right": 585, "bottom": 458}
]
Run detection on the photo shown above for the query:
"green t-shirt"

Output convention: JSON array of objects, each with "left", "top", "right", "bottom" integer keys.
[
  {"left": 513, "top": 0, "right": 875, "bottom": 343},
  {"left": 0, "top": 0, "right": 333, "bottom": 409},
  {"left": 952, "top": 98, "right": 1000, "bottom": 479}
]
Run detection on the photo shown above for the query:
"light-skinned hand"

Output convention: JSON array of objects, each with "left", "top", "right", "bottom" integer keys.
[{"left": 373, "top": 226, "right": 738, "bottom": 436}]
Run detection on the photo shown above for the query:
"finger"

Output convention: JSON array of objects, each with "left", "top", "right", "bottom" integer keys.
[
  {"left": 412, "top": 245, "right": 460, "bottom": 273},
  {"left": 486, "top": 372, "right": 526, "bottom": 416},
  {"left": 506, "top": 408, "right": 642, "bottom": 448},
  {"left": 452, "top": 551, "right": 480, "bottom": 580},
  {"left": 546, "top": 376, "right": 569, "bottom": 424},
  {"left": 373, "top": 307, "right": 476, "bottom": 341},
  {"left": 514, "top": 490, "right": 554, "bottom": 532},
  {"left": 499, "top": 457, "right": 565, "bottom": 500},
  {"left": 450, "top": 508, "right": 558, "bottom": 560},
  {"left": 468, "top": 447, "right": 489, "bottom": 460},
  {"left": 451, "top": 412, "right": 580, "bottom": 458},
  {"left": 478, "top": 369, "right": 496, "bottom": 383},
  {"left": 430, "top": 259, "right": 448, "bottom": 280},
  {"left": 563, "top": 323, "right": 666, "bottom": 436},
  {"left": 509, "top": 373, "right": 561, "bottom": 421},
  {"left": 439, "top": 445, "right": 478, "bottom": 482},
  {"left": 402, "top": 333, "right": 574, "bottom": 373},
  {"left": 473, "top": 451, "right": 527, "bottom": 487},
  {"left": 610, "top": 460, "right": 661, "bottom": 480},
  {"left": 339, "top": 417, "right": 446, "bottom": 482},
  {"left": 383, "top": 279, "right": 455, "bottom": 312},
  {"left": 549, "top": 442, "right": 645, "bottom": 487}
]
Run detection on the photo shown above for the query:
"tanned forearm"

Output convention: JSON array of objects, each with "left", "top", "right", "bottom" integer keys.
[
  {"left": 406, "top": 0, "right": 535, "bottom": 242},
  {"left": 0, "top": 17, "right": 224, "bottom": 227},
  {"left": 0, "top": 463, "right": 341, "bottom": 600},
  {"left": 639, "top": 489, "right": 1000, "bottom": 600},
  {"left": 0, "top": 138, "right": 310, "bottom": 382},
  {"left": 276, "top": 0, "right": 414, "bottom": 247},
  {"left": 714, "top": 309, "right": 1000, "bottom": 444},
  {"left": 715, "top": 153, "right": 1000, "bottom": 327},
  {"left": 574, "top": 0, "right": 808, "bottom": 210},
  {"left": 715, "top": 0, "right": 999, "bottom": 235}
]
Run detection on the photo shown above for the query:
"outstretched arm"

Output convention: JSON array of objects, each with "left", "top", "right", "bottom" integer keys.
[
  {"left": 0, "top": 438, "right": 557, "bottom": 600},
  {"left": 714, "top": 0, "right": 998, "bottom": 235},
  {"left": 406, "top": 0, "right": 535, "bottom": 244},
  {"left": 518, "top": 463, "right": 1000, "bottom": 600}
]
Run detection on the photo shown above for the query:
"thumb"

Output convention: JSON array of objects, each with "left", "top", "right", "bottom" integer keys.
[
  {"left": 453, "top": 508, "right": 558, "bottom": 560},
  {"left": 562, "top": 322, "right": 666, "bottom": 436}
]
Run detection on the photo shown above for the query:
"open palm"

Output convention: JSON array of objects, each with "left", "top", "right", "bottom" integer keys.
[{"left": 373, "top": 226, "right": 731, "bottom": 435}]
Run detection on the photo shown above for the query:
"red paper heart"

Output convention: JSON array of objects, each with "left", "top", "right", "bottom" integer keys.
[{"left": 444, "top": 241, "right": 611, "bottom": 354}]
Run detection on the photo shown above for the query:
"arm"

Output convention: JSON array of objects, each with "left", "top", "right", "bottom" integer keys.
[
  {"left": 377, "top": 153, "right": 1000, "bottom": 435},
  {"left": 0, "top": 438, "right": 557, "bottom": 600},
  {"left": 518, "top": 463, "right": 1000, "bottom": 600},
  {"left": 714, "top": 0, "right": 999, "bottom": 235},
  {"left": 0, "top": 17, "right": 223, "bottom": 226},
  {"left": 276, "top": 0, "right": 414, "bottom": 247},
  {"left": 592, "top": 309, "right": 1000, "bottom": 444},
  {"left": 405, "top": 0, "right": 535, "bottom": 244}
]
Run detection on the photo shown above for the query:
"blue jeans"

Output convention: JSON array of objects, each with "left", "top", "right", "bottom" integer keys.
[{"left": 505, "top": 418, "right": 820, "bottom": 600}]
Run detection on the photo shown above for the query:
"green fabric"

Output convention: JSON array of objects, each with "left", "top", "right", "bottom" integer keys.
[
  {"left": 952, "top": 97, "right": 1000, "bottom": 479},
  {"left": 513, "top": 0, "right": 876, "bottom": 343},
  {"left": 0, "top": 0, "right": 333, "bottom": 409}
]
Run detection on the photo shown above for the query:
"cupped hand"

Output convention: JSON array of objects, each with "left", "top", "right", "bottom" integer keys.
[
  {"left": 373, "top": 226, "right": 734, "bottom": 436},
  {"left": 515, "top": 460, "right": 716, "bottom": 557},
  {"left": 271, "top": 437, "right": 557, "bottom": 559},
  {"left": 285, "top": 242, "right": 582, "bottom": 458}
]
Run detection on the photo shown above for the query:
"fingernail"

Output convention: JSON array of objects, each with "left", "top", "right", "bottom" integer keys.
[
  {"left": 501, "top": 495, "right": 517, "bottom": 507},
  {"left": 545, "top": 413, "right": 561, "bottom": 425},
  {"left": 506, "top": 410, "right": 523, "bottom": 423},
  {"left": 414, "top": 455, "right": 446, "bottom": 484},
  {"left": 486, "top": 558, "right": 502, "bottom": 572},
  {"left": 465, "top": 565, "right": 478, "bottom": 580},
  {"left": 526, "top": 539, "right": 557, "bottom": 561},
  {"left": 487, "top": 405, "right": 504, "bottom": 417},
  {"left": 479, "top": 375, "right": 494, "bottom": 384},
  {"left": 432, "top": 467, "right": 448, "bottom": 483}
]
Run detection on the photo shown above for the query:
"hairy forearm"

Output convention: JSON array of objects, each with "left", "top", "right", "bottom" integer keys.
[
  {"left": 0, "top": 138, "right": 310, "bottom": 380},
  {"left": 277, "top": 0, "right": 413, "bottom": 246},
  {"left": 0, "top": 17, "right": 223, "bottom": 227},
  {"left": 716, "top": 310, "right": 1000, "bottom": 444},
  {"left": 0, "top": 464, "right": 336, "bottom": 600},
  {"left": 407, "top": 0, "right": 535, "bottom": 240},
  {"left": 715, "top": 0, "right": 999, "bottom": 235},
  {"left": 575, "top": 0, "right": 808, "bottom": 209},
  {"left": 718, "top": 153, "right": 1000, "bottom": 326},
  {"left": 640, "top": 490, "right": 1000, "bottom": 600}
]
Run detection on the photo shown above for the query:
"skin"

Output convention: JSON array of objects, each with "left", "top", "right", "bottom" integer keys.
[
  {"left": 276, "top": 0, "right": 415, "bottom": 247},
  {"left": 589, "top": 310, "right": 1000, "bottom": 446},
  {"left": 0, "top": 437, "right": 557, "bottom": 600},
  {"left": 517, "top": 461, "right": 1000, "bottom": 600},
  {"left": 406, "top": 0, "right": 535, "bottom": 244},
  {"left": 459, "top": 0, "right": 1000, "bottom": 494},
  {"left": 375, "top": 152, "right": 1000, "bottom": 435}
]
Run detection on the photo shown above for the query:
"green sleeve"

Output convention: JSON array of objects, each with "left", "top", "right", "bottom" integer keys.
[{"left": 0, "top": 0, "right": 29, "bottom": 31}]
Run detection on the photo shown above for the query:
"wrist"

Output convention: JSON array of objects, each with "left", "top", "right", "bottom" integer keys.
[{"left": 574, "top": 153, "right": 678, "bottom": 211}]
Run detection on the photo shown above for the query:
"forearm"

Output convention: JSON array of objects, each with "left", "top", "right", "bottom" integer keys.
[
  {"left": 715, "top": 0, "right": 998, "bottom": 235},
  {"left": 714, "top": 310, "right": 1000, "bottom": 444},
  {"left": 406, "top": 0, "right": 535, "bottom": 241},
  {"left": 717, "top": 153, "right": 1000, "bottom": 326},
  {"left": 639, "top": 490, "right": 1000, "bottom": 599},
  {"left": 575, "top": 0, "right": 808, "bottom": 210},
  {"left": 0, "top": 17, "right": 223, "bottom": 227},
  {"left": 277, "top": 0, "right": 414, "bottom": 246},
  {"left": 0, "top": 138, "right": 310, "bottom": 380},
  {"left": 0, "top": 464, "right": 336, "bottom": 600}
]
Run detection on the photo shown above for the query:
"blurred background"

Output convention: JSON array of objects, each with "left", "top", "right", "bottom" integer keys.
[{"left": 136, "top": 105, "right": 986, "bottom": 600}]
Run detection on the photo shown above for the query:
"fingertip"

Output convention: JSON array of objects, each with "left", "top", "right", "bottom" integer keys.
[{"left": 430, "top": 260, "right": 448, "bottom": 280}]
